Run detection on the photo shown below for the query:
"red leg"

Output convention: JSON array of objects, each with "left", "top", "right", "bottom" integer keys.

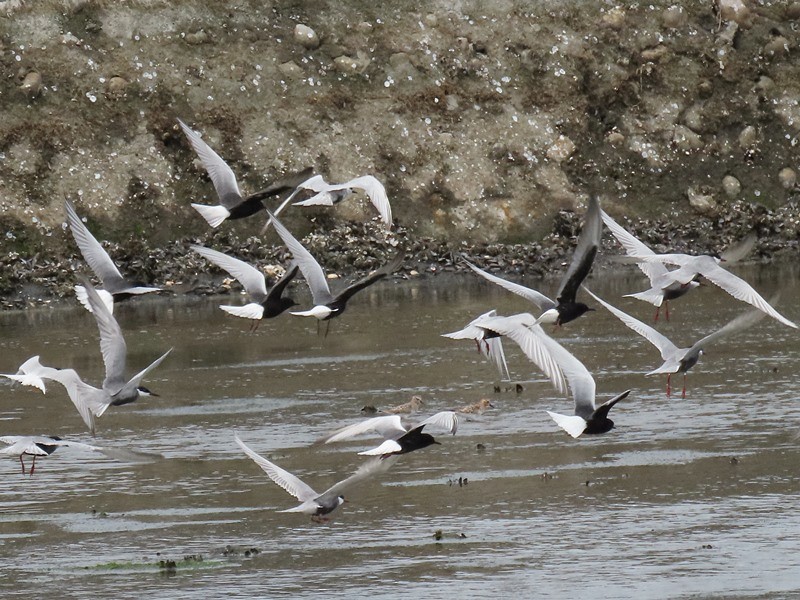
[
  {"left": 654, "top": 306, "right": 660, "bottom": 323},
  {"left": 666, "top": 373, "right": 672, "bottom": 397},
  {"left": 19, "top": 455, "right": 26, "bottom": 475},
  {"left": 665, "top": 301, "right": 670, "bottom": 322},
  {"left": 30, "top": 455, "right": 36, "bottom": 476},
  {"left": 681, "top": 374, "right": 687, "bottom": 399}
]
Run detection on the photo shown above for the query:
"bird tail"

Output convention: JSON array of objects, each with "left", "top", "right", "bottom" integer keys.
[
  {"left": 546, "top": 411, "right": 587, "bottom": 439},
  {"left": 191, "top": 203, "right": 230, "bottom": 228},
  {"left": 624, "top": 288, "right": 664, "bottom": 307},
  {"left": 220, "top": 303, "right": 264, "bottom": 320}
]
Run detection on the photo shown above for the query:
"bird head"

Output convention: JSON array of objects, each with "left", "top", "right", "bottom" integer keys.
[{"left": 137, "top": 385, "right": 159, "bottom": 397}]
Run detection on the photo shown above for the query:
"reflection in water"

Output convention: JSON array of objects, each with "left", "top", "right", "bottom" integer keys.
[{"left": 0, "top": 264, "right": 798, "bottom": 598}]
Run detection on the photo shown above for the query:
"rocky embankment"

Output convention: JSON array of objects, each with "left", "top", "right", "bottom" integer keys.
[{"left": 0, "top": 1, "right": 798, "bottom": 307}]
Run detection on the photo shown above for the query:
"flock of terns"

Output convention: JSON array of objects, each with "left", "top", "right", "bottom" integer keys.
[{"left": 1, "top": 119, "right": 795, "bottom": 521}]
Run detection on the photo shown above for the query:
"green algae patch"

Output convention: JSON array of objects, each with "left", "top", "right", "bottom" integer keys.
[{"left": 87, "top": 555, "right": 224, "bottom": 574}]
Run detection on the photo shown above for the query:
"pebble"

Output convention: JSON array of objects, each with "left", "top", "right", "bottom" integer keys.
[
  {"left": 672, "top": 125, "right": 703, "bottom": 153},
  {"left": 788, "top": 3, "right": 800, "bottom": 19},
  {"left": 333, "top": 55, "right": 361, "bottom": 74},
  {"left": 546, "top": 135, "right": 576, "bottom": 162},
  {"left": 722, "top": 175, "right": 741, "bottom": 198},
  {"left": 294, "top": 24, "right": 320, "bottom": 49},
  {"left": 763, "top": 36, "right": 790, "bottom": 58},
  {"left": 20, "top": 71, "right": 42, "bottom": 98},
  {"left": 738, "top": 125, "right": 757, "bottom": 150},
  {"left": 602, "top": 6, "right": 626, "bottom": 29},
  {"left": 662, "top": 5, "right": 687, "bottom": 28},
  {"left": 184, "top": 30, "right": 208, "bottom": 45},
  {"left": 778, "top": 167, "right": 797, "bottom": 189},
  {"left": 278, "top": 61, "right": 303, "bottom": 78},
  {"left": 717, "top": 0, "right": 752, "bottom": 26},
  {"left": 106, "top": 76, "right": 128, "bottom": 95},
  {"left": 687, "top": 186, "right": 717, "bottom": 215}
]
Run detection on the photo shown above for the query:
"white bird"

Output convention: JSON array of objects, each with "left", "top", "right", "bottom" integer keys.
[
  {"left": 1, "top": 355, "right": 59, "bottom": 393},
  {"left": 532, "top": 326, "right": 631, "bottom": 439},
  {"left": 178, "top": 118, "right": 312, "bottom": 228},
  {"left": 266, "top": 210, "right": 404, "bottom": 333},
  {"left": 584, "top": 287, "right": 769, "bottom": 398},
  {"left": 632, "top": 253, "right": 796, "bottom": 329},
  {"left": 191, "top": 245, "right": 299, "bottom": 327},
  {"left": 291, "top": 174, "right": 393, "bottom": 229},
  {"left": 65, "top": 199, "right": 161, "bottom": 314},
  {"left": 319, "top": 411, "right": 458, "bottom": 457},
  {"left": 460, "top": 313, "right": 569, "bottom": 395},
  {"left": 235, "top": 434, "right": 393, "bottom": 521},
  {"left": 601, "top": 209, "right": 758, "bottom": 322},
  {"left": 0, "top": 435, "right": 102, "bottom": 475},
  {"left": 441, "top": 310, "right": 511, "bottom": 381},
  {"left": 462, "top": 195, "right": 602, "bottom": 326}
]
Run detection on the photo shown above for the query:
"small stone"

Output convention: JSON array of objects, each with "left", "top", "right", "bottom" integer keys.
[
  {"left": 606, "top": 131, "right": 625, "bottom": 146},
  {"left": 184, "top": 30, "right": 208, "bottom": 45},
  {"left": 546, "top": 135, "right": 576, "bottom": 162},
  {"left": 764, "top": 36, "right": 790, "bottom": 57},
  {"left": 20, "top": 71, "right": 42, "bottom": 98},
  {"left": 672, "top": 125, "right": 703, "bottom": 153},
  {"left": 717, "top": 0, "right": 752, "bottom": 26},
  {"left": 356, "top": 21, "right": 373, "bottom": 33},
  {"left": 738, "top": 125, "right": 758, "bottom": 149},
  {"left": 754, "top": 76, "right": 774, "bottom": 93},
  {"left": 722, "top": 175, "right": 741, "bottom": 198},
  {"left": 602, "top": 6, "right": 626, "bottom": 29},
  {"left": 778, "top": 167, "right": 797, "bottom": 189},
  {"left": 106, "top": 76, "right": 128, "bottom": 95},
  {"left": 641, "top": 45, "right": 668, "bottom": 62},
  {"left": 333, "top": 55, "right": 360, "bottom": 74},
  {"left": 278, "top": 61, "right": 303, "bottom": 78},
  {"left": 424, "top": 14, "right": 438, "bottom": 27},
  {"left": 687, "top": 186, "right": 717, "bottom": 215},
  {"left": 294, "top": 24, "right": 320, "bottom": 49},
  {"left": 663, "top": 5, "right": 687, "bottom": 28},
  {"left": 787, "top": 3, "right": 800, "bottom": 19}
]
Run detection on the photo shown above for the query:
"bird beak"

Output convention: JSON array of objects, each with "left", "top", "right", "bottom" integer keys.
[
  {"left": 433, "top": 441, "right": 442, "bottom": 445},
  {"left": 149, "top": 391, "right": 160, "bottom": 397}
]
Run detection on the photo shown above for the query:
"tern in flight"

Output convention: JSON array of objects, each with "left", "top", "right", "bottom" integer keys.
[{"left": 463, "top": 195, "right": 603, "bottom": 326}]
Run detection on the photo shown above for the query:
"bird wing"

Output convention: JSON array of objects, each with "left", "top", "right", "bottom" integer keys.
[
  {"left": 43, "top": 368, "right": 99, "bottom": 434},
  {"left": 178, "top": 119, "right": 242, "bottom": 207},
  {"left": 415, "top": 411, "right": 459, "bottom": 435},
  {"left": 483, "top": 336, "right": 511, "bottom": 381},
  {"left": 332, "top": 252, "right": 403, "bottom": 306},
  {"left": 318, "top": 456, "right": 395, "bottom": 502},
  {"left": 321, "top": 415, "right": 406, "bottom": 444},
  {"left": 689, "top": 304, "right": 769, "bottom": 354},
  {"left": 246, "top": 166, "right": 315, "bottom": 203},
  {"left": 266, "top": 211, "right": 333, "bottom": 305},
  {"left": 1, "top": 355, "right": 61, "bottom": 393},
  {"left": 720, "top": 231, "right": 757, "bottom": 264},
  {"left": 534, "top": 328, "right": 597, "bottom": 415},
  {"left": 191, "top": 245, "right": 268, "bottom": 300},
  {"left": 344, "top": 175, "right": 392, "bottom": 227},
  {"left": 557, "top": 195, "right": 602, "bottom": 304},
  {"left": 234, "top": 435, "right": 318, "bottom": 502},
  {"left": 599, "top": 209, "right": 668, "bottom": 283},
  {"left": 127, "top": 348, "right": 172, "bottom": 391},
  {"left": 462, "top": 258, "right": 556, "bottom": 311},
  {"left": 0, "top": 437, "right": 52, "bottom": 456},
  {"left": 478, "top": 313, "right": 568, "bottom": 395},
  {"left": 441, "top": 309, "right": 498, "bottom": 340},
  {"left": 265, "top": 264, "right": 300, "bottom": 302},
  {"left": 80, "top": 278, "right": 128, "bottom": 394},
  {"left": 692, "top": 260, "right": 797, "bottom": 329},
  {"left": 583, "top": 287, "right": 681, "bottom": 363},
  {"left": 65, "top": 199, "right": 125, "bottom": 288},
  {"left": 592, "top": 390, "right": 631, "bottom": 422}
]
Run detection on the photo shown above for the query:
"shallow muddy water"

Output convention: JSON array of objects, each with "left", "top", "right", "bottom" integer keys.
[{"left": 1, "top": 263, "right": 799, "bottom": 599}]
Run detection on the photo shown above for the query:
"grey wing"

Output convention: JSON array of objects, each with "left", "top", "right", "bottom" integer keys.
[
  {"left": 191, "top": 245, "right": 268, "bottom": 300},
  {"left": 690, "top": 304, "right": 769, "bottom": 353},
  {"left": 600, "top": 209, "right": 668, "bottom": 283},
  {"left": 462, "top": 258, "right": 556, "bottom": 311},
  {"left": 720, "top": 231, "right": 757, "bottom": 264},
  {"left": 694, "top": 262, "right": 798, "bottom": 328},
  {"left": 478, "top": 314, "right": 568, "bottom": 395},
  {"left": 235, "top": 435, "right": 318, "bottom": 502},
  {"left": 65, "top": 200, "right": 125, "bottom": 288},
  {"left": 321, "top": 415, "right": 406, "bottom": 443},
  {"left": 0, "top": 437, "right": 51, "bottom": 456},
  {"left": 45, "top": 368, "right": 99, "bottom": 434},
  {"left": 127, "top": 348, "right": 172, "bottom": 390},
  {"left": 319, "top": 455, "right": 396, "bottom": 502},
  {"left": 345, "top": 175, "right": 392, "bottom": 227},
  {"left": 557, "top": 195, "right": 602, "bottom": 303},
  {"left": 533, "top": 327, "right": 597, "bottom": 415},
  {"left": 266, "top": 211, "right": 333, "bottom": 304},
  {"left": 416, "top": 411, "right": 459, "bottom": 435},
  {"left": 178, "top": 119, "right": 242, "bottom": 207},
  {"left": 55, "top": 439, "right": 103, "bottom": 452},
  {"left": 80, "top": 278, "right": 128, "bottom": 393},
  {"left": 583, "top": 287, "right": 681, "bottom": 363},
  {"left": 483, "top": 336, "right": 511, "bottom": 381}
]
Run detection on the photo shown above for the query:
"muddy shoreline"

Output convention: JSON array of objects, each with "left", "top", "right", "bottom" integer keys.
[{"left": 2, "top": 197, "right": 797, "bottom": 311}]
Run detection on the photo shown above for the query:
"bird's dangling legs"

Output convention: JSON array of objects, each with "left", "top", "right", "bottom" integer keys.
[
  {"left": 654, "top": 306, "right": 661, "bottom": 323},
  {"left": 249, "top": 320, "right": 260, "bottom": 333},
  {"left": 665, "top": 301, "right": 671, "bottom": 322},
  {"left": 30, "top": 455, "right": 37, "bottom": 476},
  {"left": 323, "top": 320, "right": 331, "bottom": 338},
  {"left": 681, "top": 374, "right": 687, "bottom": 399},
  {"left": 19, "top": 455, "right": 26, "bottom": 475},
  {"left": 666, "top": 373, "right": 672, "bottom": 397}
]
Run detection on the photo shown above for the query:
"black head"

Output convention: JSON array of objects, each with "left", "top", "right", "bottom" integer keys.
[
  {"left": 398, "top": 427, "right": 441, "bottom": 454},
  {"left": 137, "top": 385, "right": 159, "bottom": 397}
]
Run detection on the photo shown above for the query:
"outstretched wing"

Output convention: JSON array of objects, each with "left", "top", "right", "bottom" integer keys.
[
  {"left": 462, "top": 258, "right": 556, "bottom": 311},
  {"left": 600, "top": 209, "right": 668, "bottom": 284},
  {"left": 557, "top": 195, "right": 602, "bottom": 304},
  {"left": 235, "top": 434, "right": 318, "bottom": 502},
  {"left": 80, "top": 278, "right": 128, "bottom": 394},
  {"left": 191, "top": 245, "right": 267, "bottom": 301},
  {"left": 320, "top": 415, "right": 406, "bottom": 444},
  {"left": 65, "top": 199, "right": 125, "bottom": 289},
  {"left": 332, "top": 252, "right": 403, "bottom": 306},
  {"left": 178, "top": 119, "right": 242, "bottom": 207}
]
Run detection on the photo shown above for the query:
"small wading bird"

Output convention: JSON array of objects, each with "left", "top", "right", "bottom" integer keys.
[
  {"left": 319, "top": 411, "right": 458, "bottom": 457},
  {"left": 385, "top": 395, "right": 424, "bottom": 414},
  {"left": 601, "top": 209, "right": 758, "bottom": 322},
  {"left": 266, "top": 210, "right": 404, "bottom": 335},
  {"left": 178, "top": 118, "right": 312, "bottom": 228},
  {"left": 632, "top": 251, "right": 796, "bottom": 329},
  {"left": 441, "top": 310, "right": 511, "bottom": 381},
  {"left": 235, "top": 434, "right": 393, "bottom": 522},
  {"left": 584, "top": 287, "right": 770, "bottom": 398},
  {"left": 462, "top": 195, "right": 603, "bottom": 327},
  {"left": 1, "top": 435, "right": 101, "bottom": 476},
  {"left": 65, "top": 199, "right": 161, "bottom": 314},
  {"left": 191, "top": 245, "right": 299, "bottom": 329},
  {"left": 457, "top": 398, "right": 495, "bottom": 415}
]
